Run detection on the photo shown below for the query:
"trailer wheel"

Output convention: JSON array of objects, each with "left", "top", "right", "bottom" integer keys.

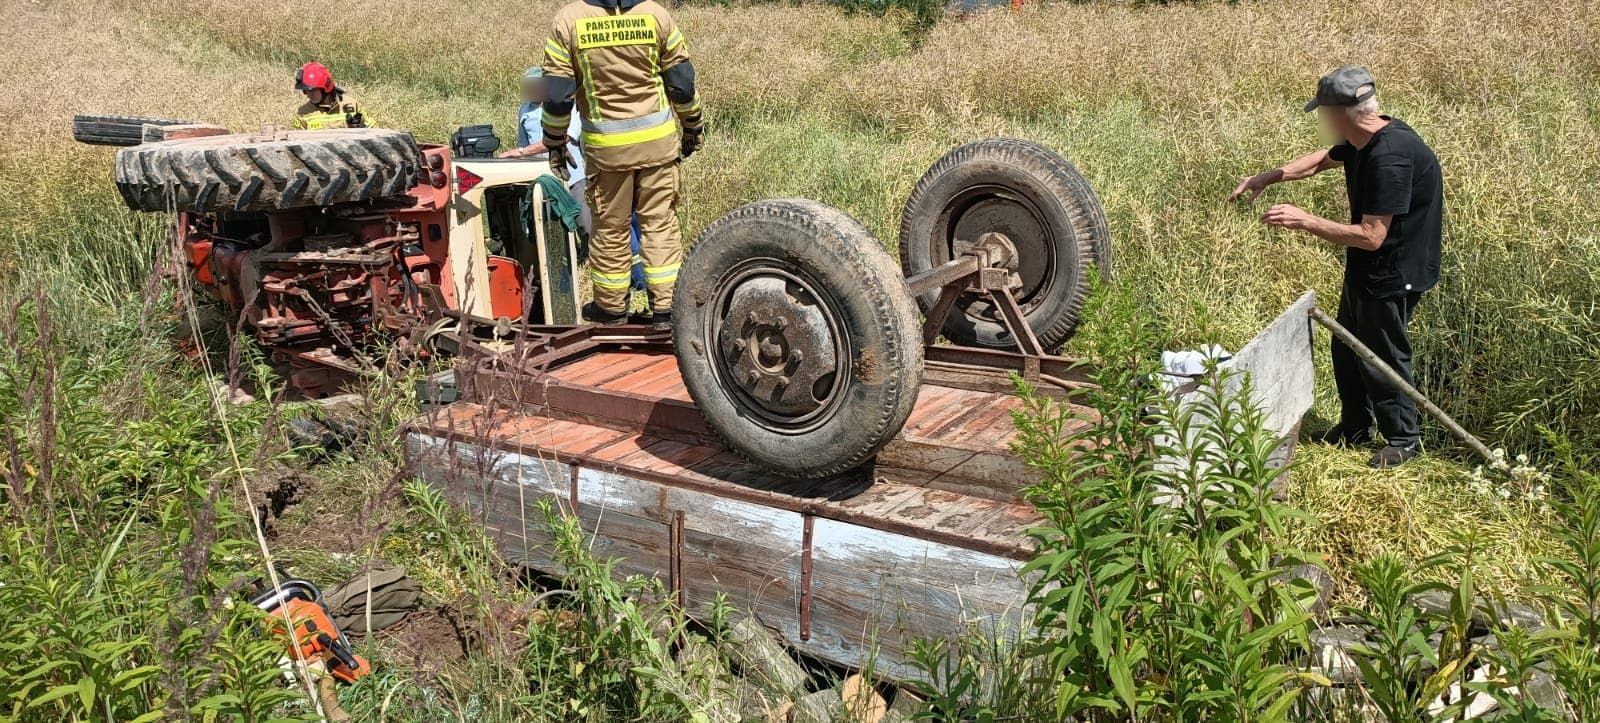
[
  {"left": 114, "top": 129, "right": 422, "bottom": 213},
  {"left": 674, "top": 199, "right": 924, "bottom": 480},
  {"left": 900, "top": 138, "right": 1111, "bottom": 351}
]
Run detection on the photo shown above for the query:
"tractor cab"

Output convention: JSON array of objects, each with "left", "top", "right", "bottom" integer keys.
[
  {"left": 447, "top": 154, "right": 584, "bottom": 327},
  {"left": 441, "top": 120, "right": 583, "bottom": 326}
]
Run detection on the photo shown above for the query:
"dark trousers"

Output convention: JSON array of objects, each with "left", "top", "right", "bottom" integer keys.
[{"left": 1332, "top": 280, "right": 1423, "bottom": 446}]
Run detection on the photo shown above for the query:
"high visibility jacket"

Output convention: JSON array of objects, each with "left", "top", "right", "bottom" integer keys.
[
  {"left": 294, "top": 92, "right": 371, "bottom": 130},
  {"left": 541, "top": 0, "right": 692, "bottom": 172}
]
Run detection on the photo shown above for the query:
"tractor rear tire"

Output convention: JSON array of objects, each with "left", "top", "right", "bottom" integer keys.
[
  {"left": 114, "top": 129, "right": 422, "bottom": 213},
  {"left": 674, "top": 199, "right": 924, "bottom": 481},
  {"left": 72, "top": 114, "right": 193, "bottom": 147},
  {"left": 899, "top": 138, "right": 1111, "bottom": 351}
]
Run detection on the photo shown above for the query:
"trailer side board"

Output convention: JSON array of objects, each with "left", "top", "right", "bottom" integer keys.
[{"left": 406, "top": 430, "right": 1031, "bottom": 682}]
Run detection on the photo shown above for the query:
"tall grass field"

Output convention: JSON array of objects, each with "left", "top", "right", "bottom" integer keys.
[{"left": 0, "top": 0, "right": 1598, "bottom": 719}]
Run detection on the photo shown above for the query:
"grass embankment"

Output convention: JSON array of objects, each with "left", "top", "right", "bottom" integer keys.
[{"left": 0, "top": 0, "right": 1596, "bottom": 717}]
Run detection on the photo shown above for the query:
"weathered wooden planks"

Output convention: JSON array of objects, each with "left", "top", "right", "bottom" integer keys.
[
  {"left": 1155, "top": 291, "right": 1316, "bottom": 491},
  {"left": 461, "top": 347, "right": 1100, "bottom": 501},
  {"left": 406, "top": 429, "right": 1035, "bottom": 682},
  {"left": 1223, "top": 290, "right": 1318, "bottom": 438}
]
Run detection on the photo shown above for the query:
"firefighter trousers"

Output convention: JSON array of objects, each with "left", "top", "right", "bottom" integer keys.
[{"left": 586, "top": 162, "right": 682, "bottom": 314}]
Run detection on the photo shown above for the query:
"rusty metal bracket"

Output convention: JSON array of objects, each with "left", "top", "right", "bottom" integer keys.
[
  {"left": 987, "top": 287, "right": 1044, "bottom": 359},
  {"left": 669, "top": 510, "right": 686, "bottom": 610},
  {"left": 799, "top": 513, "right": 815, "bottom": 641},
  {"left": 920, "top": 284, "right": 962, "bottom": 344},
  {"left": 906, "top": 232, "right": 1049, "bottom": 380},
  {"left": 905, "top": 255, "right": 981, "bottom": 298}
]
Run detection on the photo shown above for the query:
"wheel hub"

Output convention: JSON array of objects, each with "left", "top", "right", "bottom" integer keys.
[
  {"left": 949, "top": 191, "right": 1054, "bottom": 311},
  {"left": 716, "top": 274, "right": 839, "bottom": 420}
]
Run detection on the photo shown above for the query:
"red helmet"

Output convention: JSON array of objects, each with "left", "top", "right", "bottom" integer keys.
[{"left": 295, "top": 62, "right": 336, "bottom": 94}]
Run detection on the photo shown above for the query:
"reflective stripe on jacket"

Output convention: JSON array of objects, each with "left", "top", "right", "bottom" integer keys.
[{"left": 293, "top": 94, "right": 370, "bottom": 130}]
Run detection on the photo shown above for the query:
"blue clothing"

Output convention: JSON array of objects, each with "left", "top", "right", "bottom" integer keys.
[
  {"left": 517, "top": 101, "right": 585, "bottom": 186},
  {"left": 630, "top": 217, "right": 645, "bottom": 291}
]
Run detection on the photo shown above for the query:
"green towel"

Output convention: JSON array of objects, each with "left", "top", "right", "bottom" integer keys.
[{"left": 532, "top": 174, "right": 586, "bottom": 246}]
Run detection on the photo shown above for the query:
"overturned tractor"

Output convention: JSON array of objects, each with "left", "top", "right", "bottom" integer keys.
[{"left": 110, "top": 125, "right": 1109, "bottom": 479}]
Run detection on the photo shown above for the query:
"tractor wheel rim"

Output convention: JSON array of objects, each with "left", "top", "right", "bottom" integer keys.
[{"left": 708, "top": 259, "right": 848, "bottom": 433}]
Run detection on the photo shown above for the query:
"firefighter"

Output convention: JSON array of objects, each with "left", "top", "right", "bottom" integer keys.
[
  {"left": 293, "top": 62, "right": 371, "bottom": 130},
  {"left": 540, "top": 0, "right": 704, "bottom": 328}
]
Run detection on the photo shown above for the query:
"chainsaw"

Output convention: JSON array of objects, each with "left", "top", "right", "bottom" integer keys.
[{"left": 249, "top": 579, "right": 372, "bottom": 684}]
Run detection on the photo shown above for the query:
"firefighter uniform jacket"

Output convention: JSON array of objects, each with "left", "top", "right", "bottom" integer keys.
[
  {"left": 294, "top": 92, "right": 370, "bottom": 130},
  {"left": 541, "top": 0, "right": 694, "bottom": 172}
]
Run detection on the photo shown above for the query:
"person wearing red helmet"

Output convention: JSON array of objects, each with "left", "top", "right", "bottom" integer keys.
[{"left": 293, "top": 62, "right": 372, "bottom": 130}]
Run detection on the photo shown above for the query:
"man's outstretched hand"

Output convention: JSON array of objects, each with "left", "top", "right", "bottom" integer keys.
[
  {"left": 1229, "top": 171, "right": 1277, "bottom": 203},
  {"left": 1261, "top": 203, "right": 1315, "bottom": 230}
]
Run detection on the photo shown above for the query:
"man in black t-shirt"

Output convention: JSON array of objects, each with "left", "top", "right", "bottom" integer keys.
[{"left": 1229, "top": 65, "right": 1444, "bottom": 468}]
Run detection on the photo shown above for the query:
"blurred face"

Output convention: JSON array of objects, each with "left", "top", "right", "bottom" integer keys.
[
  {"left": 1316, "top": 105, "right": 1355, "bottom": 143},
  {"left": 521, "top": 79, "right": 546, "bottom": 104},
  {"left": 303, "top": 88, "right": 326, "bottom": 105}
]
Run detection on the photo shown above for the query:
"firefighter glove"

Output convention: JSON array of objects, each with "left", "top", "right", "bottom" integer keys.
[
  {"left": 544, "top": 133, "right": 572, "bottom": 182},
  {"left": 679, "top": 112, "right": 704, "bottom": 160}
]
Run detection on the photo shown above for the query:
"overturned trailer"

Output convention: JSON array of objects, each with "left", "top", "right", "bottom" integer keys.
[{"left": 404, "top": 140, "right": 1316, "bottom": 680}]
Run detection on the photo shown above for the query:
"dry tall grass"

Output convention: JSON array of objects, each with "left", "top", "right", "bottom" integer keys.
[{"left": 2, "top": 0, "right": 1596, "bottom": 595}]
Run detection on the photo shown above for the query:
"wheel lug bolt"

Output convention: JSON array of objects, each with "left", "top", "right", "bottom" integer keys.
[
  {"left": 773, "top": 318, "right": 787, "bottom": 330},
  {"left": 732, "top": 339, "right": 747, "bottom": 353},
  {"left": 788, "top": 350, "right": 803, "bottom": 363}
]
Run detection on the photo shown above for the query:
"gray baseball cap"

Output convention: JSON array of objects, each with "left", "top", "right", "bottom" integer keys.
[{"left": 1304, "top": 65, "right": 1377, "bottom": 112}]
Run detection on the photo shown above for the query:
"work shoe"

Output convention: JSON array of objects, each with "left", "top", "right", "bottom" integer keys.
[
  {"left": 1312, "top": 423, "right": 1373, "bottom": 448},
  {"left": 1368, "top": 444, "right": 1421, "bottom": 469},
  {"left": 582, "top": 302, "right": 627, "bottom": 326},
  {"left": 649, "top": 310, "right": 672, "bottom": 331}
]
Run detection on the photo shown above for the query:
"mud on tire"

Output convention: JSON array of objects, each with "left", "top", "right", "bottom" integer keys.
[
  {"left": 673, "top": 199, "right": 924, "bottom": 480},
  {"left": 900, "top": 138, "right": 1111, "bottom": 351},
  {"left": 114, "top": 129, "right": 422, "bottom": 213}
]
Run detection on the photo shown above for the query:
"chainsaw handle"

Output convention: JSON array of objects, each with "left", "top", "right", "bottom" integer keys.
[
  {"left": 315, "top": 633, "right": 358, "bottom": 671},
  {"left": 249, "top": 579, "right": 323, "bottom": 612}
]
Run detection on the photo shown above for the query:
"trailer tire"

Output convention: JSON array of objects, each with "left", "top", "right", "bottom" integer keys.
[
  {"left": 114, "top": 129, "right": 422, "bottom": 213},
  {"left": 73, "top": 114, "right": 193, "bottom": 147},
  {"left": 674, "top": 199, "right": 924, "bottom": 481},
  {"left": 900, "top": 138, "right": 1111, "bottom": 351}
]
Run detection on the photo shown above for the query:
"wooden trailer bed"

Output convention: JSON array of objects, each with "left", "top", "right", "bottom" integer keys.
[{"left": 404, "top": 291, "right": 1317, "bottom": 681}]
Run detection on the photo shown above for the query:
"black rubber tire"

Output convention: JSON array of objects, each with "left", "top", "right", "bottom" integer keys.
[
  {"left": 72, "top": 114, "right": 193, "bottom": 146},
  {"left": 674, "top": 199, "right": 924, "bottom": 480},
  {"left": 899, "top": 138, "right": 1112, "bottom": 350},
  {"left": 113, "top": 129, "right": 422, "bottom": 213}
]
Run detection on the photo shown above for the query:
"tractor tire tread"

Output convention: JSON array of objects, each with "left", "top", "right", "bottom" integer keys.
[{"left": 113, "top": 128, "right": 421, "bottom": 213}]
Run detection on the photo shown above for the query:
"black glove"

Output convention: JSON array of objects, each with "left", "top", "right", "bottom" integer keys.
[
  {"left": 680, "top": 128, "right": 703, "bottom": 160},
  {"left": 679, "top": 112, "right": 704, "bottom": 160},
  {"left": 544, "top": 132, "right": 571, "bottom": 182}
]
